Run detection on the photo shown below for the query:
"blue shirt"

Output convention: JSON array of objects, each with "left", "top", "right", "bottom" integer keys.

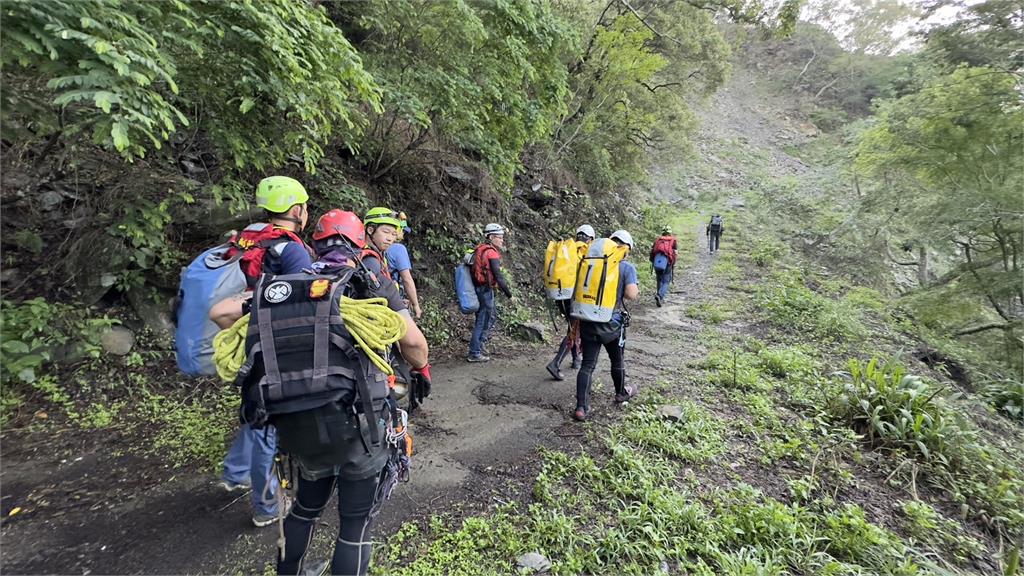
[
  {"left": 613, "top": 261, "right": 638, "bottom": 321},
  {"left": 268, "top": 241, "right": 313, "bottom": 275},
  {"left": 386, "top": 243, "right": 412, "bottom": 286}
]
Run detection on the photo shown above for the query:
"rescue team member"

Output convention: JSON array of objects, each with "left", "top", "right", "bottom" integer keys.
[
  {"left": 386, "top": 214, "right": 423, "bottom": 319},
  {"left": 210, "top": 209, "right": 431, "bottom": 576},
  {"left": 706, "top": 214, "right": 724, "bottom": 253},
  {"left": 649, "top": 226, "right": 677, "bottom": 307},
  {"left": 218, "top": 176, "right": 313, "bottom": 527},
  {"left": 361, "top": 207, "right": 404, "bottom": 279},
  {"left": 545, "top": 224, "right": 595, "bottom": 380},
  {"left": 574, "top": 230, "right": 639, "bottom": 422},
  {"left": 467, "top": 223, "right": 513, "bottom": 362}
]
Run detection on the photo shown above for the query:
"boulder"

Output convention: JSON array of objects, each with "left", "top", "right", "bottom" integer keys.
[
  {"left": 511, "top": 321, "right": 547, "bottom": 343},
  {"left": 126, "top": 285, "right": 176, "bottom": 343},
  {"left": 516, "top": 552, "right": 551, "bottom": 573},
  {"left": 100, "top": 326, "right": 135, "bottom": 356},
  {"left": 659, "top": 405, "right": 685, "bottom": 422}
]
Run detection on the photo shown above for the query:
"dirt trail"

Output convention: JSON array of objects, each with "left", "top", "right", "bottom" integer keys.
[{"left": 0, "top": 225, "right": 719, "bottom": 575}]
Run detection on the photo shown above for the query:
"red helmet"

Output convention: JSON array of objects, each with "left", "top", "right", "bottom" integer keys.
[{"left": 313, "top": 209, "right": 366, "bottom": 248}]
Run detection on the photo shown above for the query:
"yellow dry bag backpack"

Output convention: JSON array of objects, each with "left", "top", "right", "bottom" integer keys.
[
  {"left": 571, "top": 238, "right": 628, "bottom": 323},
  {"left": 543, "top": 239, "right": 581, "bottom": 300}
]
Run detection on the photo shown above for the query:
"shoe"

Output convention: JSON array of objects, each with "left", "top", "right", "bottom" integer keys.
[
  {"left": 466, "top": 354, "right": 491, "bottom": 363},
  {"left": 655, "top": 295, "right": 662, "bottom": 307},
  {"left": 546, "top": 362, "right": 564, "bottom": 381},
  {"left": 572, "top": 407, "right": 587, "bottom": 422},
  {"left": 218, "top": 479, "right": 251, "bottom": 493},
  {"left": 570, "top": 357, "right": 581, "bottom": 370},
  {"left": 614, "top": 385, "right": 637, "bottom": 404},
  {"left": 252, "top": 510, "right": 281, "bottom": 527}
]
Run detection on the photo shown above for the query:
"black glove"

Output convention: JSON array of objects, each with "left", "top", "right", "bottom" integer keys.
[{"left": 410, "top": 364, "right": 432, "bottom": 409}]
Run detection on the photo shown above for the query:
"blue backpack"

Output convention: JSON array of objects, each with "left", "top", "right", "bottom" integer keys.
[
  {"left": 174, "top": 243, "right": 247, "bottom": 375},
  {"left": 653, "top": 253, "right": 670, "bottom": 272},
  {"left": 454, "top": 253, "right": 479, "bottom": 314}
]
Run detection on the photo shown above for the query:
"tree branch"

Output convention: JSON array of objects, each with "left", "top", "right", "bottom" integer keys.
[{"left": 955, "top": 322, "right": 1014, "bottom": 337}]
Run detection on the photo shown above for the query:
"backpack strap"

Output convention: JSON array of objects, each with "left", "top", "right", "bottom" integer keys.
[{"left": 257, "top": 300, "right": 282, "bottom": 390}]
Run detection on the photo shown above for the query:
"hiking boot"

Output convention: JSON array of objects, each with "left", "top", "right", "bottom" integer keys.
[
  {"left": 570, "top": 357, "right": 581, "bottom": 370},
  {"left": 655, "top": 295, "right": 662, "bottom": 307},
  {"left": 614, "top": 385, "right": 637, "bottom": 404},
  {"left": 218, "top": 479, "right": 251, "bottom": 493},
  {"left": 466, "top": 354, "right": 491, "bottom": 363},
  {"left": 252, "top": 510, "right": 282, "bottom": 528},
  {"left": 572, "top": 407, "right": 588, "bottom": 422},
  {"left": 546, "top": 361, "right": 564, "bottom": 381}
]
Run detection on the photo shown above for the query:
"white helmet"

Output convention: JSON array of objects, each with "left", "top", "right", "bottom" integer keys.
[
  {"left": 610, "top": 229, "right": 634, "bottom": 250},
  {"left": 576, "top": 224, "right": 595, "bottom": 239},
  {"left": 484, "top": 223, "right": 506, "bottom": 236}
]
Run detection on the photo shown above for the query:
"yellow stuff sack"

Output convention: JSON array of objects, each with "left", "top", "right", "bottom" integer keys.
[
  {"left": 543, "top": 239, "right": 581, "bottom": 300},
  {"left": 571, "top": 238, "right": 627, "bottom": 323}
]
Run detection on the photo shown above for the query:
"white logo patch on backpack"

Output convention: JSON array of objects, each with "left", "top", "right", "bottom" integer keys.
[{"left": 264, "top": 281, "right": 292, "bottom": 304}]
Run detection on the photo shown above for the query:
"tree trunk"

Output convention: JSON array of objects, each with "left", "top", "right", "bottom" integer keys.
[{"left": 917, "top": 245, "right": 929, "bottom": 285}]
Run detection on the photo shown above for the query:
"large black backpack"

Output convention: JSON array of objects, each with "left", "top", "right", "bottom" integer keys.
[
  {"left": 235, "top": 267, "right": 391, "bottom": 450},
  {"left": 710, "top": 215, "right": 724, "bottom": 230}
]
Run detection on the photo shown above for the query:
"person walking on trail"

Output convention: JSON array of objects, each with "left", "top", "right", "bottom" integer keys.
[
  {"left": 546, "top": 224, "right": 595, "bottom": 380},
  {"left": 649, "top": 226, "right": 677, "bottom": 307},
  {"left": 385, "top": 213, "right": 423, "bottom": 320},
  {"left": 210, "top": 209, "right": 431, "bottom": 576},
  {"left": 216, "top": 176, "right": 314, "bottom": 528},
  {"left": 574, "top": 230, "right": 639, "bottom": 422},
  {"left": 467, "top": 223, "right": 513, "bottom": 363},
  {"left": 706, "top": 214, "right": 724, "bottom": 254}
]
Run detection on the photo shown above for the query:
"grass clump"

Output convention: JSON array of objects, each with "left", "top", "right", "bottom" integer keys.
[
  {"left": 618, "top": 402, "right": 725, "bottom": 462},
  {"left": 756, "top": 271, "right": 866, "bottom": 341},
  {"left": 685, "top": 301, "right": 732, "bottom": 324}
]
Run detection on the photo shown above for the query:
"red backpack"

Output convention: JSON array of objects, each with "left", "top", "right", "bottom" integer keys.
[
  {"left": 652, "top": 236, "right": 676, "bottom": 265},
  {"left": 224, "top": 224, "right": 309, "bottom": 287},
  {"left": 471, "top": 243, "right": 498, "bottom": 286}
]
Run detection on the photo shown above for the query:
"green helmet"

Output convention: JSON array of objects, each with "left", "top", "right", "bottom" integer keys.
[
  {"left": 363, "top": 206, "right": 403, "bottom": 229},
  {"left": 662, "top": 226, "right": 672, "bottom": 235},
  {"left": 256, "top": 176, "right": 309, "bottom": 213}
]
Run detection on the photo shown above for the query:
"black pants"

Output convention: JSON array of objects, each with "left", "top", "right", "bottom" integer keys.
[
  {"left": 708, "top": 231, "right": 721, "bottom": 252},
  {"left": 575, "top": 337, "right": 625, "bottom": 411},
  {"left": 277, "top": 472, "right": 381, "bottom": 576}
]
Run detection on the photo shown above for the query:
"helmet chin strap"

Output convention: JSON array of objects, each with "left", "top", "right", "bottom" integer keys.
[{"left": 272, "top": 205, "right": 305, "bottom": 230}]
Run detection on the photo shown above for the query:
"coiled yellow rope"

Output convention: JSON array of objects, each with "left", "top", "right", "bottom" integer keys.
[
  {"left": 213, "top": 315, "right": 248, "bottom": 383},
  {"left": 212, "top": 295, "right": 407, "bottom": 382}
]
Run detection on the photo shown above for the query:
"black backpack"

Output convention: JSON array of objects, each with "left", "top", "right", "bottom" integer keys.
[{"left": 235, "top": 267, "right": 391, "bottom": 449}]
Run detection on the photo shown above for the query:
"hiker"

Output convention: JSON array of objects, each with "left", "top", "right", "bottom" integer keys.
[
  {"left": 210, "top": 208, "right": 431, "bottom": 576},
  {"left": 706, "top": 214, "right": 724, "bottom": 253},
  {"left": 572, "top": 230, "right": 639, "bottom": 421},
  {"left": 467, "top": 223, "right": 513, "bottom": 362},
  {"left": 385, "top": 213, "right": 423, "bottom": 319},
  {"left": 649, "top": 226, "right": 677, "bottom": 307},
  {"left": 545, "top": 224, "right": 595, "bottom": 380},
  {"left": 361, "top": 206, "right": 404, "bottom": 279},
  {"left": 216, "top": 175, "right": 314, "bottom": 528}
]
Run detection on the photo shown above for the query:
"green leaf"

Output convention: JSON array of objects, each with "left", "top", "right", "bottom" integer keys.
[
  {"left": 93, "top": 91, "right": 117, "bottom": 113},
  {"left": 111, "top": 121, "right": 130, "bottom": 151},
  {"left": 17, "top": 367, "right": 36, "bottom": 384},
  {"left": 239, "top": 97, "right": 255, "bottom": 114}
]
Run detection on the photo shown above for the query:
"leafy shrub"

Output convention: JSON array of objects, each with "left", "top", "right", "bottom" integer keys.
[
  {"left": 0, "top": 298, "right": 112, "bottom": 388},
  {"left": 981, "top": 378, "right": 1024, "bottom": 420},
  {"left": 827, "top": 358, "right": 965, "bottom": 464},
  {"left": 3, "top": 0, "right": 380, "bottom": 169}
]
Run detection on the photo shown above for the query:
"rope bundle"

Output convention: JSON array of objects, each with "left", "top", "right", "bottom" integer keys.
[{"left": 212, "top": 295, "right": 407, "bottom": 382}]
